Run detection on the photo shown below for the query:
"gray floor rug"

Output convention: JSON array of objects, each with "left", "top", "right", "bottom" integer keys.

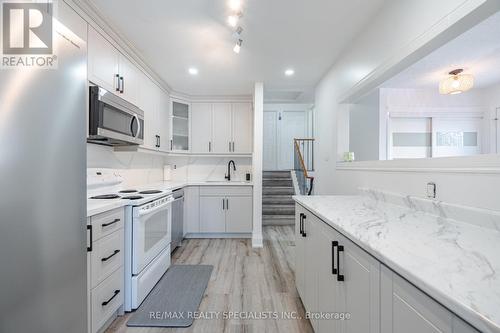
[{"left": 127, "top": 265, "right": 213, "bottom": 327}]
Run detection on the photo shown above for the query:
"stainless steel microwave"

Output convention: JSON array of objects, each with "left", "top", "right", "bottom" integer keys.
[{"left": 88, "top": 85, "right": 144, "bottom": 146}]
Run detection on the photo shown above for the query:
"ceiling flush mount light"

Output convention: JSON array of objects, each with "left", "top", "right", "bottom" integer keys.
[
  {"left": 229, "top": 0, "right": 242, "bottom": 11},
  {"left": 439, "top": 69, "right": 474, "bottom": 95},
  {"left": 227, "top": 15, "right": 238, "bottom": 27},
  {"left": 188, "top": 67, "right": 198, "bottom": 75},
  {"left": 285, "top": 69, "right": 295, "bottom": 76},
  {"left": 233, "top": 39, "right": 242, "bottom": 54}
]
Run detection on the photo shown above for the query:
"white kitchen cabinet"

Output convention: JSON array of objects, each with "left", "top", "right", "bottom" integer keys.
[
  {"left": 337, "top": 230, "right": 380, "bottom": 333},
  {"left": 381, "top": 264, "right": 453, "bottom": 333},
  {"left": 212, "top": 103, "right": 232, "bottom": 153},
  {"left": 191, "top": 103, "right": 213, "bottom": 153},
  {"left": 88, "top": 26, "right": 119, "bottom": 92},
  {"left": 225, "top": 196, "right": 253, "bottom": 232},
  {"left": 184, "top": 186, "right": 200, "bottom": 234},
  {"left": 232, "top": 102, "right": 253, "bottom": 153},
  {"left": 87, "top": 207, "right": 125, "bottom": 333},
  {"left": 302, "top": 213, "right": 320, "bottom": 331},
  {"left": 171, "top": 99, "right": 190, "bottom": 151},
  {"left": 190, "top": 102, "right": 253, "bottom": 154},
  {"left": 295, "top": 206, "right": 306, "bottom": 300},
  {"left": 156, "top": 85, "right": 170, "bottom": 152},
  {"left": 118, "top": 54, "right": 140, "bottom": 106},
  {"left": 198, "top": 186, "right": 253, "bottom": 234},
  {"left": 200, "top": 196, "right": 226, "bottom": 232}
]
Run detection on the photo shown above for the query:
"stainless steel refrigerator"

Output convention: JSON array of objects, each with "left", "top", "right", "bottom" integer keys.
[{"left": 0, "top": 2, "right": 87, "bottom": 333}]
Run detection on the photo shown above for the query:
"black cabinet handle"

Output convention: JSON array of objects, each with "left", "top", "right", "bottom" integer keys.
[
  {"left": 332, "top": 241, "right": 338, "bottom": 275},
  {"left": 222, "top": 198, "right": 225, "bottom": 210},
  {"left": 226, "top": 198, "right": 229, "bottom": 210},
  {"left": 119, "top": 76, "right": 124, "bottom": 93},
  {"left": 115, "top": 74, "right": 120, "bottom": 92},
  {"left": 158, "top": 135, "right": 161, "bottom": 148},
  {"left": 232, "top": 142, "right": 235, "bottom": 152},
  {"left": 170, "top": 139, "right": 173, "bottom": 150},
  {"left": 101, "top": 218, "right": 120, "bottom": 228},
  {"left": 102, "top": 290, "right": 120, "bottom": 306},
  {"left": 229, "top": 142, "right": 231, "bottom": 152},
  {"left": 209, "top": 142, "right": 211, "bottom": 152},
  {"left": 337, "top": 244, "right": 344, "bottom": 281},
  {"left": 299, "top": 213, "right": 304, "bottom": 235},
  {"left": 101, "top": 249, "right": 120, "bottom": 262},
  {"left": 302, "top": 214, "right": 307, "bottom": 237},
  {"left": 87, "top": 225, "right": 92, "bottom": 252}
]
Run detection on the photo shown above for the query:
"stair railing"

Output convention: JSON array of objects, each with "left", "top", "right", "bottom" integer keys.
[{"left": 293, "top": 138, "right": 315, "bottom": 195}]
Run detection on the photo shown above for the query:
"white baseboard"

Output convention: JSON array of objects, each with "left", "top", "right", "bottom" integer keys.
[
  {"left": 184, "top": 233, "right": 252, "bottom": 239},
  {"left": 252, "top": 232, "right": 263, "bottom": 248}
]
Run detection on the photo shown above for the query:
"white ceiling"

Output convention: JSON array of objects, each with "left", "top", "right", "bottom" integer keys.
[
  {"left": 87, "top": 0, "right": 386, "bottom": 98},
  {"left": 382, "top": 11, "right": 500, "bottom": 90}
]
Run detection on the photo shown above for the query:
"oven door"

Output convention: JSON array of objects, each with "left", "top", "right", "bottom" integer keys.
[{"left": 132, "top": 198, "right": 172, "bottom": 275}]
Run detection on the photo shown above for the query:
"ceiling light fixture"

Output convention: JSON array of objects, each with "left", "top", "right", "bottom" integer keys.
[
  {"left": 439, "top": 69, "right": 474, "bottom": 95},
  {"left": 285, "top": 69, "right": 295, "bottom": 76},
  {"left": 188, "top": 67, "right": 198, "bottom": 75},
  {"left": 233, "top": 39, "right": 242, "bottom": 54},
  {"left": 229, "top": 0, "right": 242, "bottom": 11},
  {"left": 227, "top": 15, "right": 239, "bottom": 27}
]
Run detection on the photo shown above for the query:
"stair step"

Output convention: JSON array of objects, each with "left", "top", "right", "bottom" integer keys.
[
  {"left": 263, "top": 187, "right": 295, "bottom": 195},
  {"left": 262, "top": 195, "right": 295, "bottom": 205},
  {"left": 263, "top": 179, "right": 293, "bottom": 187},
  {"left": 263, "top": 171, "right": 292, "bottom": 178},
  {"left": 263, "top": 215, "right": 295, "bottom": 226},
  {"left": 262, "top": 205, "right": 295, "bottom": 215}
]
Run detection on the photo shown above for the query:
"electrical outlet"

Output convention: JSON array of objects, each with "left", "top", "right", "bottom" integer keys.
[{"left": 426, "top": 182, "right": 436, "bottom": 199}]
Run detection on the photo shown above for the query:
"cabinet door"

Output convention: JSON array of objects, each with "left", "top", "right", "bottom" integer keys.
[
  {"left": 295, "top": 205, "right": 306, "bottom": 300},
  {"left": 212, "top": 103, "right": 232, "bottom": 153},
  {"left": 199, "top": 196, "right": 226, "bottom": 233},
  {"left": 157, "top": 87, "right": 170, "bottom": 152},
  {"left": 118, "top": 54, "right": 140, "bottom": 106},
  {"left": 302, "top": 213, "right": 319, "bottom": 331},
  {"left": 184, "top": 186, "right": 200, "bottom": 234},
  {"left": 225, "top": 196, "right": 252, "bottom": 233},
  {"left": 337, "top": 232, "right": 380, "bottom": 333},
  {"left": 317, "top": 222, "right": 342, "bottom": 333},
  {"left": 232, "top": 103, "right": 253, "bottom": 153},
  {"left": 191, "top": 103, "right": 213, "bottom": 153},
  {"left": 140, "top": 75, "right": 158, "bottom": 150},
  {"left": 381, "top": 265, "right": 453, "bottom": 333},
  {"left": 87, "top": 26, "right": 119, "bottom": 92}
]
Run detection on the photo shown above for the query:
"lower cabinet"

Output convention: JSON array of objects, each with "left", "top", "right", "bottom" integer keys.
[
  {"left": 199, "top": 191, "right": 253, "bottom": 233},
  {"left": 87, "top": 208, "right": 125, "bottom": 333},
  {"left": 295, "top": 203, "right": 479, "bottom": 333}
]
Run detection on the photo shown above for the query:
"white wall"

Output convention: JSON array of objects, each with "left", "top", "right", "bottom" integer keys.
[
  {"left": 348, "top": 91, "right": 380, "bottom": 161},
  {"left": 253, "top": 82, "right": 264, "bottom": 248},
  {"left": 314, "top": 0, "right": 500, "bottom": 211}
]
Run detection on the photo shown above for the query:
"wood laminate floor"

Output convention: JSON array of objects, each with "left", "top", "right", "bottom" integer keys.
[{"left": 105, "top": 226, "right": 313, "bottom": 333}]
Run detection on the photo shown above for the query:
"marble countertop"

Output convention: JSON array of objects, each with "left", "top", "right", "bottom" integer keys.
[
  {"left": 87, "top": 180, "right": 253, "bottom": 217},
  {"left": 293, "top": 193, "right": 500, "bottom": 333}
]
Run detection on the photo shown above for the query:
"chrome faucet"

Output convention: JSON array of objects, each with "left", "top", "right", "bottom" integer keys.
[{"left": 225, "top": 160, "right": 236, "bottom": 181}]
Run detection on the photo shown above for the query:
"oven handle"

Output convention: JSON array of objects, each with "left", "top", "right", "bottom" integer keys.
[{"left": 138, "top": 198, "right": 173, "bottom": 217}]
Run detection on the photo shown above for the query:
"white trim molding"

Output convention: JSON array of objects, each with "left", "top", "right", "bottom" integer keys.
[{"left": 336, "top": 154, "right": 500, "bottom": 174}]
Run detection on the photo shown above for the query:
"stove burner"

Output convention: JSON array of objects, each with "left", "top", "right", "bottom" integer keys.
[
  {"left": 139, "top": 190, "right": 162, "bottom": 194},
  {"left": 119, "top": 189, "right": 138, "bottom": 193},
  {"left": 90, "top": 194, "right": 120, "bottom": 199},
  {"left": 122, "top": 195, "right": 144, "bottom": 200}
]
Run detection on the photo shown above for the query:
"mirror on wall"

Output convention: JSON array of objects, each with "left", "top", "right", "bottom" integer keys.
[{"left": 338, "top": 10, "right": 500, "bottom": 162}]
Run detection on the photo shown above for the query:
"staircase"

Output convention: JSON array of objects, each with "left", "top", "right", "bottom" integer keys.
[{"left": 262, "top": 171, "right": 296, "bottom": 226}]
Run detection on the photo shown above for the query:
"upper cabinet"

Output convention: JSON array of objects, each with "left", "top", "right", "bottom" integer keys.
[
  {"left": 88, "top": 26, "right": 119, "bottom": 92},
  {"left": 87, "top": 26, "right": 140, "bottom": 107},
  {"left": 191, "top": 102, "right": 253, "bottom": 154},
  {"left": 171, "top": 100, "right": 190, "bottom": 152}
]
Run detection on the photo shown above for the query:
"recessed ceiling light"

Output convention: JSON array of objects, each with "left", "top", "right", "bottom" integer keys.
[
  {"left": 229, "top": 0, "right": 242, "bottom": 11},
  {"left": 285, "top": 69, "right": 295, "bottom": 76},
  {"left": 233, "top": 39, "right": 242, "bottom": 54},
  {"left": 188, "top": 67, "right": 198, "bottom": 75},
  {"left": 227, "top": 15, "right": 238, "bottom": 27}
]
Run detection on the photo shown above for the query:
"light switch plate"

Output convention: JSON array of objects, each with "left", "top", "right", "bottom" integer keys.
[{"left": 426, "top": 182, "right": 436, "bottom": 199}]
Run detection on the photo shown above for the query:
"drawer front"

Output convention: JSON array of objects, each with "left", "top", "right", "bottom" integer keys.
[
  {"left": 90, "top": 208, "right": 124, "bottom": 241},
  {"left": 199, "top": 186, "right": 252, "bottom": 196},
  {"left": 91, "top": 267, "right": 124, "bottom": 333},
  {"left": 91, "top": 230, "right": 124, "bottom": 288}
]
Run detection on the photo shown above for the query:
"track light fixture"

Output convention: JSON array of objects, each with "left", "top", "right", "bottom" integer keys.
[{"left": 233, "top": 39, "right": 242, "bottom": 54}]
